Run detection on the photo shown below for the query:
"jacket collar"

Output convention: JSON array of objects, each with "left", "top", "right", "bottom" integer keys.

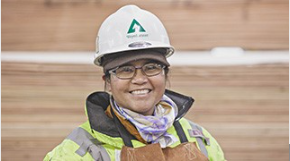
[{"left": 86, "top": 89, "right": 194, "bottom": 137}]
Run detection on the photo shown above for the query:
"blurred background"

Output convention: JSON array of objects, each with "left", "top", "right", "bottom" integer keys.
[{"left": 1, "top": 0, "right": 289, "bottom": 160}]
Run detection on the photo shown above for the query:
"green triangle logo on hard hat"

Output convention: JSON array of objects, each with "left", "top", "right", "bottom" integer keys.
[{"left": 127, "top": 19, "right": 146, "bottom": 34}]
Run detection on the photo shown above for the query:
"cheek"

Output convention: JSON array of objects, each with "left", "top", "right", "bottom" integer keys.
[
  {"left": 108, "top": 78, "right": 126, "bottom": 93},
  {"left": 155, "top": 75, "right": 167, "bottom": 87},
  {"left": 151, "top": 76, "right": 167, "bottom": 95}
]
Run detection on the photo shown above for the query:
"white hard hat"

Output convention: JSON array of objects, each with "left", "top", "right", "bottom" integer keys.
[{"left": 94, "top": 5, "right": 174, "bottom": 66}]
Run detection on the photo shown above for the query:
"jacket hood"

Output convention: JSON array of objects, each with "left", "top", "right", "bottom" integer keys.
[{"left": 86, "top": 89, "right": 194, "bottom": 137}]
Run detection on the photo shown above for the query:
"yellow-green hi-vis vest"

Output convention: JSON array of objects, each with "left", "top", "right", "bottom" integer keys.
[{"left": 44, "top": 90, "right": 225, "bottom": 161}]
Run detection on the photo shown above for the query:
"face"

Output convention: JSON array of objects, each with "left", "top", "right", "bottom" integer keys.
[{"left": 107, "top": 59, "right": 166, "bottom": 115}]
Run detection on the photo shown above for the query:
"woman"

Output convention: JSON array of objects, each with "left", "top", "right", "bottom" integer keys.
[{"left": 44, "top": 5, "right": 225, "bottom": 161}]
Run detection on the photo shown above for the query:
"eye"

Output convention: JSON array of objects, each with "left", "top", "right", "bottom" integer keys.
[
  {"left": 117, "top": 66, "right": 134, "bottom": 73},
  {"left": 144, "top": 64, "right": 159, "bottom": 70},
  {"left": 143, "top": 63, "right": 162, "bottom": 75}
]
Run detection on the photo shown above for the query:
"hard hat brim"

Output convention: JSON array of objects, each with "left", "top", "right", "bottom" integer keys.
[{"left": 94, "top": 41, "right": 174, "bottom": 66}]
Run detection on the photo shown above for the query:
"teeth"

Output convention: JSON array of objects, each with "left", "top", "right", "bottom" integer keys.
[{"left": 131, "top": 89, "right": 150, "bottom": 95}]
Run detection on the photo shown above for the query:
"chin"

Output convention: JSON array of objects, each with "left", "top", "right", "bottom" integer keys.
[{"left": 137, "top": 107, "right": 155, "bottom": 115}]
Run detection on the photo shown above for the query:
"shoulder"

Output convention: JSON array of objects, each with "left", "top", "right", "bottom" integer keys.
[
  {"left": 44, "top": 137, "right": 92, "bottom": 161},
  {"left": 44, "top": 121, "right": 100, "bottom": 161},
  {"left": 179, "top": 118, "right": 226, "bottom": 161}
]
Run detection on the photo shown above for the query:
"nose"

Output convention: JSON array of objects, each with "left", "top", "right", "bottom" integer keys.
[{"left": 131, "top": 68, "right": 148, "bottom": 84}]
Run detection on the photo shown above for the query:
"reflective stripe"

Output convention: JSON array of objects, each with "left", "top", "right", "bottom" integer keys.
[
  {"left": 188, "top": 122, "right": 210, "bottom": 158},
  {"left": 66, "top": 127, "right": 110, "bottom": 161},
  {"left": 188, "top": 129, "right": 210, "bottom": 146}
]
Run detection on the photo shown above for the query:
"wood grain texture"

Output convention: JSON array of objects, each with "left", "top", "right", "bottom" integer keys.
[
  {"left": 2, "top": 0, "right": 289, "bottom": 51},
  {"left": 2, "top": 62, "right": 288, "bottom": 161}
]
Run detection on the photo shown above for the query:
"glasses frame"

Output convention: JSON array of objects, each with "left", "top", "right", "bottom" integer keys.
[{"left": 108, "top": 63, "right": 166, "bottom": 80}]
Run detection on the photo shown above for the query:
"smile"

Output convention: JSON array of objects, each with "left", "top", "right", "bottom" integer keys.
[{"left": 130, "top": 89, "right": 151, "bottom": 95}]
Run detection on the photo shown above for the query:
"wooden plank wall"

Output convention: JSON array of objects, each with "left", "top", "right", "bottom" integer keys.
[
  {"left": 2, "top": 62, "right": 289, "bottom": 161},
  {"left": 1, "top": 0, "right": 289, "bottom": 51}
]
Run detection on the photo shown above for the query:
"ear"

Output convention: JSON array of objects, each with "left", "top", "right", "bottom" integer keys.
[{"left": 102, "top": 75, "right": 106, "bottom": 81}]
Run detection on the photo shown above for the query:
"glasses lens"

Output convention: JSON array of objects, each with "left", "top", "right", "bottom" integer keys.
[
  {"left": 115, "top": 66, "right": 135, "bottom": 79},
  {"left": 143, "top": 63, "right": 163, "bottom": 76}
]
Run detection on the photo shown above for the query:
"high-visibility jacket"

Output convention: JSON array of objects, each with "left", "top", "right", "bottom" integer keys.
[{"left": 44, "top": 90, "right": 225, "bottom": 161}]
